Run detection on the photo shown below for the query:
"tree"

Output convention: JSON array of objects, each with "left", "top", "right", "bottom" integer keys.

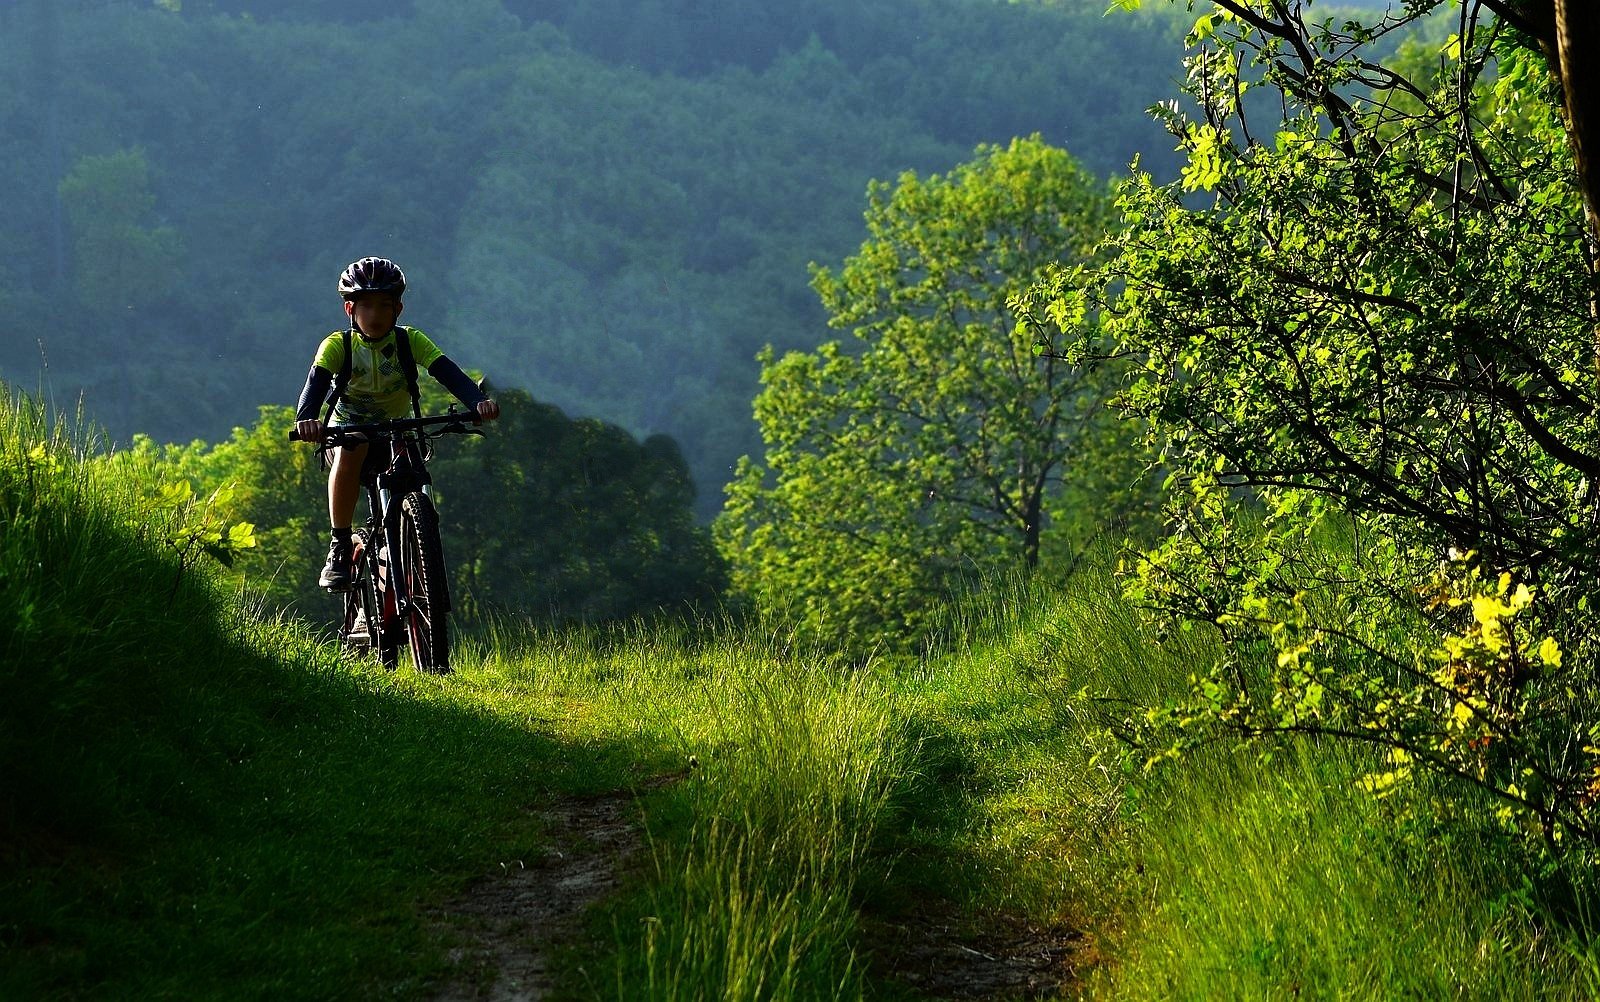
[
  {"left": 719, "top": 136, "right": 1140, "bottom": 654},
  {"left": 430, "top": 387, "right": 727, "bottom": 623},
  {"left": 1035, "top": 0, "right": 1600, "bottom": 843},
  {"left": 1477, "top": 1, "right": 1600, "bottom": 245},
  {"left": 1118, "top": 0, "right": 1600, "bottom": 359},
  {"left": 57, "top": 148, "right": 182, "bottom": 314}
]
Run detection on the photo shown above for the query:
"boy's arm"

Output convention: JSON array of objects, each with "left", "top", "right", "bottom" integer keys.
[
  {"left": 428, "top": 356, "right": 489, "bottom": 408},
  {"left": 295, "top": 365, "right": 333, "bottom": 423},
  {"left": 428, "top": 356, "right": 499, "bottom": 423}
]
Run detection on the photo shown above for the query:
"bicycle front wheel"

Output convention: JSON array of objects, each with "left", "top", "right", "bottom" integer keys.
[{"left": 399, "top": 492, "right": 450, "bottom": 673}]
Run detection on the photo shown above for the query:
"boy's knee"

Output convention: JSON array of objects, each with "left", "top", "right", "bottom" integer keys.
[{"left": 331, "top": 443, "right": 369, "bottom": 471}]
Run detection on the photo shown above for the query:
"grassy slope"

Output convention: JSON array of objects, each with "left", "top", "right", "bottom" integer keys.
[
  {"left": 888, "top": 560, "right": 1600, "bottom": 1000},
  {"left": 7, "top": 389, "right": 1600, "bottom": 1000},
  {"left": 0, "top": 399, "right": 650, "bottom": 999},
  {"left": 2, "top": 391, "right": 899, "bottom": 999}
]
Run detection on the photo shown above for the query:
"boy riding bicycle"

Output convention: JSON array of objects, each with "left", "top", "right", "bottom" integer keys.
[{"left": 293, "top": 257, "right": 500, "bottom": 590}]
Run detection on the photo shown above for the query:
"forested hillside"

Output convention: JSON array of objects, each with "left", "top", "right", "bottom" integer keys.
[
  {"left": 0, "top": 0, "right": 1185, "bottom": 512},
  {"left": 19, "top": 1, "right": 1600, "bottom": 998}
]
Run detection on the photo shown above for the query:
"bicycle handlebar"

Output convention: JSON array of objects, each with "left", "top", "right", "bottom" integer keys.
[{"left": 288, "top": 412, "right": 480, "bottom": 443}]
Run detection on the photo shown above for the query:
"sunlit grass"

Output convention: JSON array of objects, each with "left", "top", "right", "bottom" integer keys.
[
  {"left": 464, "top": 617, "right": 906, "bottom": 999},
  {"left": 904, "top": 544, "right": 1600, "bottom": 1001},
  {"left": 9, "top": 381, "right": 1600, "bottom": 1000},
  {"left": 1082, "top": 742, "right": 1600, "bottom": 1000},
  {"left": 622, "top": 661, "right": 900, "bottom": 1001}
]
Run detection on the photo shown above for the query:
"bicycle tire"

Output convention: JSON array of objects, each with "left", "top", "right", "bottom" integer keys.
[
  {"left": 374, "top": 535, "right": 401, "bottom": 670},
  {"left": 340, "top": 588, "right": 363, "bottom": 643},
  {"left": 399, "top": 491, "right": 450, "bottom": 673},
  {"left": 356, "top": 529, "right": 397, "bottom": 668}
]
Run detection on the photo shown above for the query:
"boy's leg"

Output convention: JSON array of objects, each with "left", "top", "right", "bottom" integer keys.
[
  {"left": 319, "top": 442, "right": 370, "bottom": 590},
  {"left": 328, "top": 442, "right": 370, "bottom": 528}
]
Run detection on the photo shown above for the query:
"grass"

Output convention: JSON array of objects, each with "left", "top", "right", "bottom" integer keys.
[
  {"left": 895, "top": 553, "right": 1600, "bottom": 1001},
  {"left": 8, "top": 384, "right": 1600, "bottom": 1000},
  {"left": 1084, "top": 743, "right": 1588, "bottom": 1000},
  {"left": 1, "top": 396, "right": 641, "bottom": 999},
  {"left": 467, "top": 620, "right": 906, "bottom": 999}
]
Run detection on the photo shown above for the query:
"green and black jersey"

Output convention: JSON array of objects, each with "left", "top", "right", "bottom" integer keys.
[
  {"left": 294, "top": 323, "right": 488, "bottom": 427},
  {"left": 313, "top": 325, "right": 445, "bottom": 424}
]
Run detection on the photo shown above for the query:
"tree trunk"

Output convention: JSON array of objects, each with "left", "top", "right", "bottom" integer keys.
[
  {"left": 1022, "top": 487, "right": 1041, "bottom": 570},
  {"left": 1554, "top": 1, "right": 1600, "bottom": 248}
]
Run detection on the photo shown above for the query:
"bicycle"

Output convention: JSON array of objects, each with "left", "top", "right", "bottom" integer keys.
[{"left": 289, "top": 411, "right": 483, "bottom": 673}]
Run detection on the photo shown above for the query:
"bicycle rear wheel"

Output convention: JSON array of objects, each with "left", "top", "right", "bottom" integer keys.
[
  {"left": 399, "top": 491, "right": 450, "bottom": 673},
  {"left": 357, "top": 529, "right": 398, "bottom": 668}
]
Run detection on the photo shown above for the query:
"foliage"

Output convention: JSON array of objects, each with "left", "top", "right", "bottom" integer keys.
[
  {"left": 1026, "top": 0, "right": 1600, "bottom": 844},
  {"left": 0, "top": 0, "right": 1187, "bottom": 515},
  {"left": 140, "top": 477, "right": 257, "bottom": 584},
  {"left": 131, "top": 387, "right": 726, "bottom": 625},
  {"left": 720, "top": 136, "right": 1150, "bottom": 655},
  {"left": 56, "top": 147, "right": 183, "bottom": 313},
  {"left": 123, "top": 403, "right": 330, "bottom": 614}
]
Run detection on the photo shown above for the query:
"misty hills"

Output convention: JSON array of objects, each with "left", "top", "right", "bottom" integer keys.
[{"left": 0, "top": 0, "right": 1186, "bottom": 512}]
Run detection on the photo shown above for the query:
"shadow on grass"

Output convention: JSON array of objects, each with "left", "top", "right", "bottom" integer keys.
[
  {"left": 856, "top": 699, "right": 1095, "bottom": 1000},
  {"left": 2, "top": 609, "right": 644, "bottom": 1002}
]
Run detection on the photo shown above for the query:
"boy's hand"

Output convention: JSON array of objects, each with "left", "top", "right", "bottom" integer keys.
[
  {"left": 475, "top": 399, "right": 500, "bottom": 423},
  {"left": 295, "top": 418, "right": 325, "bottom": 441}
]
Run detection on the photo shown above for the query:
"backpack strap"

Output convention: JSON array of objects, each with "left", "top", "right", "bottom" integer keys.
[
  {"left": 394, "top": 325, "right": 423, "bottom": 418},
  {"left": 322, "top": 327, "right": 353, "bottom": 426}
]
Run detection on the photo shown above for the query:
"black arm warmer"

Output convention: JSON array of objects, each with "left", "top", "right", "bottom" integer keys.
[
  {"left": 429, "top": 356, "right": 489, "bottom": 408},
  {"left": 295, "top": 366, "right": 332, "bottom": 422}
]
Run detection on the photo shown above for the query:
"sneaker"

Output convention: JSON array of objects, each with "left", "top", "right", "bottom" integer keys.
[{"left": 319, "top": 534, "right": 352, "bottom": 591}]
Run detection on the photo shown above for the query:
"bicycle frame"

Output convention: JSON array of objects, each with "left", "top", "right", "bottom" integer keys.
[
  {"left": 292, "top": 412, "right": 480, "bottom": 670},
  {"left": 365, "top": 428, "right": 438, "bottom": 629}
]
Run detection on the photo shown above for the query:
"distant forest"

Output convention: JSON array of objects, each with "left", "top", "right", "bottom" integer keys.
[{"left": 0, "top": 0, "right": 1188, "bottom": 513}]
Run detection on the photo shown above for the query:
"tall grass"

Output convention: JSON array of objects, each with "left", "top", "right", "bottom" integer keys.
[
  {"left": 1086, "top": 740, "right": 1599, "bottom": 1000},
  {"left": 911, "top": 540, "right": 1600, "bottom": 999},
  {"left": 471, "top": 618, "right": 907, "bottom": 999},
  {"left": 627, "top": 665, "right": 897, "bottom": 1000}
]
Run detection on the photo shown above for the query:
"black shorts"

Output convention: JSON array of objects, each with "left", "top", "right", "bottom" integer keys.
[{"left": 325, "top": 433, "right": 393, "bottom": 478}]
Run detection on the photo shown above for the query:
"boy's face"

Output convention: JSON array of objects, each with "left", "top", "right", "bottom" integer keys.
[{"left": 345, "top": 293, "right": 403, "bottom": 339}]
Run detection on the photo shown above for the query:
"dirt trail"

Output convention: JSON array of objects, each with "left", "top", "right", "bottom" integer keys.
[
  {"left": 429, "top": 792, "right": 643, "bottom": 1001},
  {"left": 428, "top": 789, "right": 1087, "bottom": 1000},
  {"left": 869, "top": 906, "right": 1094, "bottom": 999}
]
